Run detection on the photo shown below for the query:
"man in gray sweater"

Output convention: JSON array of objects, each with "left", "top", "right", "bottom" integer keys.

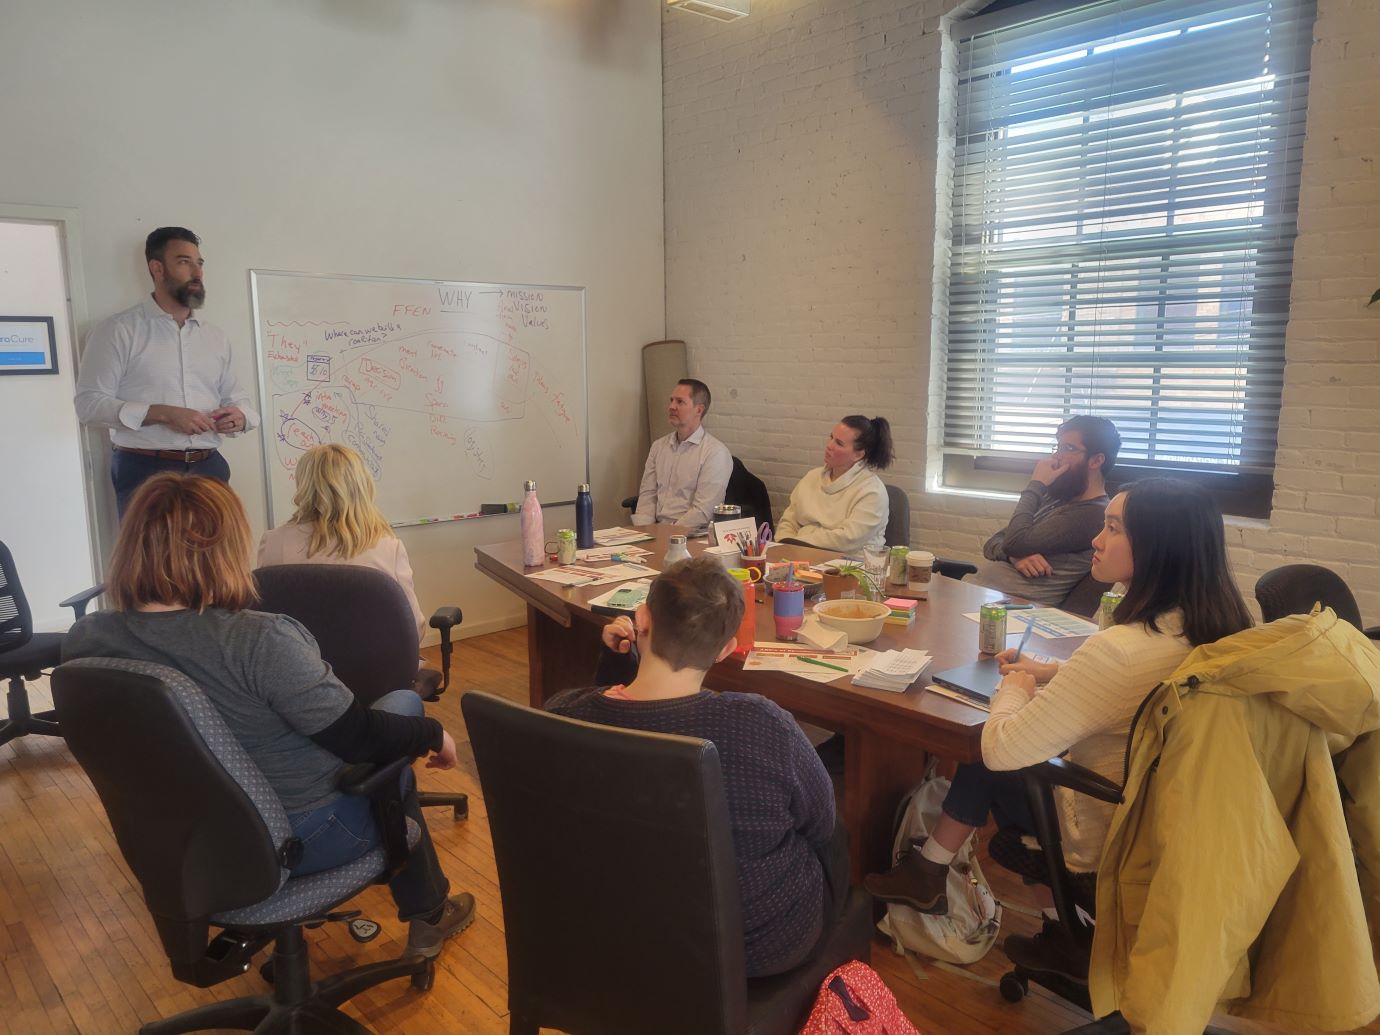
[{"left": 968, "top": 416, "right": 1121, "bottom": 606}]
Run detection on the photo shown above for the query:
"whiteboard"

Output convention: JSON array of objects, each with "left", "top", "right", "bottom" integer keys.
[{"left": 251, "top": 270, "right": 587, "bottom": 527}]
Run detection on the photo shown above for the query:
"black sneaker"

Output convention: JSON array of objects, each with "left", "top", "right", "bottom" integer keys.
[
  {"left": 863, "top": 851, "right": 949, "bottom": 914},
  {"left": 407, "top": 893, "right": 477, "bottom": 958},
  {"left": 1003, "top": 919, "right": 1090, "bottom": 983}
]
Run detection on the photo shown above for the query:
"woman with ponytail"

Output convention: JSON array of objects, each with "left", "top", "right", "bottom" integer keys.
[{"left": 775, "top": 415, "right": 895, "bottom": 554}]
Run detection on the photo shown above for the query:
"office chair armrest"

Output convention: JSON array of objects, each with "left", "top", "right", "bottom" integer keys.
[
  {"left": 429, "top": 606, "right": 462, "bottom": 634},
  {"left": 621, "top": 494, "right": 637, "bottom": 511},
  {"left": 337, "top": 756, "right": 411, "bottom": 799},
  {"left": 1365, "top": 625, "right": 1380, "bottom": 641},
  {"left": 935, "top": 558, "right": 977, "bottom": 580},
  {"left": 1026, "top": 756, "right": 1123, "bottom": 804},
  {"left": 60, "top": 583, "right": 105, "bottom": 618},
  {"left": 338, "top": 757, "right": 412, "bottom": 872},
  {"left": 428, "top": 606, "right": 463, "bottom": 695}
]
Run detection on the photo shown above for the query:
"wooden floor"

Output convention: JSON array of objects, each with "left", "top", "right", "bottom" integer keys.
[{"left": 2, "top": 625, "right": 1374, "bottom": 1034}]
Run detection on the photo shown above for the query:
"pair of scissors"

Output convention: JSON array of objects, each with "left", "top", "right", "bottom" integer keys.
[{"left": 758, "top": 522, "right": 772, "bottom": 550}]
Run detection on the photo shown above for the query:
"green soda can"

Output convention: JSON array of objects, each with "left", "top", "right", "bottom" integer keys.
[
  {"left": 979, "top": 602, "right": 1008, "bottom": 655},
  {"left": 1097, "top": 591, "right": 1123, "bottom": 631}
]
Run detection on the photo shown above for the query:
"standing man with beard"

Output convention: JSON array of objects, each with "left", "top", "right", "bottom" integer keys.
[
  {"left": 967, "top": 416, "right": 1120, "bottom": 607},
  {"left": 76, "top": 227, "right": 259, "bottom": 515}
]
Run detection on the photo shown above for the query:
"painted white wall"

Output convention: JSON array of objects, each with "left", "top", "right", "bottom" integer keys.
[
  {"left": 0, "top": 219, "right": 98, "bottom": 631},
  {"left": 0, "top": 0, "right": 665, "bottom": 637}
]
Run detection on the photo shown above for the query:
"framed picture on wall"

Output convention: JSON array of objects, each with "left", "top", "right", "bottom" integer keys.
[{"left": 0, "top": 316, "right": 58, "bottom": 374}]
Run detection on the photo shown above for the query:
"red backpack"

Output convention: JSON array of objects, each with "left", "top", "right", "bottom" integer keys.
[{"left": 799, "top": 961, "right": 921, "bottom": 1035}]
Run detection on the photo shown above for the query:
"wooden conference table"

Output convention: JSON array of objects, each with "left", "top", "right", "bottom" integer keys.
[{"left": 475, "top": 526, "right": 1086, "bottom": 880}]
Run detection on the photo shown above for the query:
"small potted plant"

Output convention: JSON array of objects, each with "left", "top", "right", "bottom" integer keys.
[{"left": 823, "top": 562, "right": 870, "bottom": 601}]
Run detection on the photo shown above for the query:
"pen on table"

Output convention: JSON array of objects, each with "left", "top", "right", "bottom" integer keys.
[
  {"left": 1013, "top": 621, "right": 1035, "bottom": 662},
  {"left": 798, "top": 655, "right": 848, "bottom": 673}
]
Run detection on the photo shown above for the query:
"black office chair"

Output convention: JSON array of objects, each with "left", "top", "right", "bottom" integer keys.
[
  {"left": 1255, "top": 564, "right": 1380, "bottom": 638},
  {"left": 0, "top": 539, "right": 102, "bottom": 749},
  {"left": 1060, "top": 571, "right": 1113, "bottom": 619},
  {"left": 727, "top": 456, "right": 774, "bottom": 529},
  {"left": 53, "top": 657, "right": 434, "bottom": 1034},
  {"left": 988, "top": 756, "right": 1122, "bottom": 1012},
  {"left": 882, "top": 483, "right": 910, "bottom": 548},
  {"left": 462, "top": 691, "right": 874, "bottom": 1035},
  {"left": 253, "top": 564, "right": 468, "bottom": 820},
  {"left": 621, "top": 455, "right": 773, "bottom": 528},
  {"left": 876, "top": 484, "right": 975, "bottom": 580}
]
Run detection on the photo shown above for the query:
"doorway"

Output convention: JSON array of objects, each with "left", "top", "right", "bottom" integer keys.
[{"left": 0, "top": 210, "right": 100, "bottom": 631}]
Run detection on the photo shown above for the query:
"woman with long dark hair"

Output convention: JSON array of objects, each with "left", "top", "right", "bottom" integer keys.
[
  {"left": 866, "top": 479, "right": 1251, "bottom": 929},
  {"left": 775, "top": 415, "right": 895, "bottom": 554}
]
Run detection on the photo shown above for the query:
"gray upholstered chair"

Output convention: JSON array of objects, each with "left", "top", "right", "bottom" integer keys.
[
  {"left": 882, "top": 483, "right": 910, "bottom": 548},
  {"left": 53, "top": 657, "right": 433, "bottom": 1035}
]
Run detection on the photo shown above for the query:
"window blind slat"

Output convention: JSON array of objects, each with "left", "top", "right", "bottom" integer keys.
[{"left": 943, "top": 0, "right": 1311, "bottom": 476}]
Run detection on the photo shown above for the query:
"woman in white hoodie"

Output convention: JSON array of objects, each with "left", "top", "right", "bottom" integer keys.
[{"left": 775, "top": 415, "right": 894, "bottom": 555}]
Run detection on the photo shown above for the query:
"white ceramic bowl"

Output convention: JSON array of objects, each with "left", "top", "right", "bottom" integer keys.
[{"left": 813, "top": 599, "right": 890, "bottom": 644}]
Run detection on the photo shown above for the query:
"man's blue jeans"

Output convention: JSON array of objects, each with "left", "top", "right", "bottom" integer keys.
[
  {"left": 286, "top": 689, "right": 449, "bottom": 921},
  {"left": 112, "top": 448, "right": 230, "bottom": 516}
]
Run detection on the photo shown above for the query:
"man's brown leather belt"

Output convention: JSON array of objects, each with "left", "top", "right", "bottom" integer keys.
[{"left": 115, "top": 446, "right": 216, "bottom": 462}]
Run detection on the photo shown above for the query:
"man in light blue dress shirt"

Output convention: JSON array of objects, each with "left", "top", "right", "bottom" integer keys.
[
  {"left": 632, "top": 378, "right": 732, "bottom": 534},
  {"left": 75, "top": 227, "right": 260, "bottom": 514}
]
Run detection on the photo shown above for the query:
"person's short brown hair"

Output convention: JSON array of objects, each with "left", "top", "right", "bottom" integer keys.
[
  {"left": 107, "top": 474, "right": 257, "bottom": 613},
  {"left": 677, "top": 378, "right": 711, "bottom": 415},
  {"left": 645, "top": 556, "right": 744, "bottom": 672}
]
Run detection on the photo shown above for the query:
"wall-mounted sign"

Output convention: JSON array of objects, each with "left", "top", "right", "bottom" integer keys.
[{"left": 0, "top": 316, "right": 58, "bottom": 374}]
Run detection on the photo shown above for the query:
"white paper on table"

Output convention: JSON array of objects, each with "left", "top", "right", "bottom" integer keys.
[
  {"left": 866, "top": 648, "right": 931, "bottom": 677},
  {"left": 575, "top": 546, "right": 651, "bottom": 562},
  {"left": 796, "top": 616, "right": 848, "bottom": 651},
  {"left": 592, "top": 526, "right": 655, "bottom": 547},
  {"left": 924, "top": 683, "right": 992, "bottom": 713},
  {"left": 528, "top": 562, "right": 659, "bottom": 587},
  {"left": 586, "top": 580, "right": 652, "bottom": 612},
  {"left": 743, "top": 643, "right": 876, "bottom": 683},
  {"left": 961, "top": 608, "right": 1097, "bottom": 640}
]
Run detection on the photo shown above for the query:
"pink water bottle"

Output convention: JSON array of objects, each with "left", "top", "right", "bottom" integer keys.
[{"left": 520, "top": 480, "right": 545, "bottom": 567}]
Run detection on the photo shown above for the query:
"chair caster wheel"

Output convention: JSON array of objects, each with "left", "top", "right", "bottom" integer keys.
[
  {"left": 260, "top": 959, "right": 275, "bottom": 985},
  {"left": 411, "top": 959, "right": 436, "bottom": 991},
  {"left": 999, "top": 972, "right": 1028, "bottom": 1003},
  {"left": 349, "top": 919, "right": 381, "bottom": 943},
  {"left": 453, "top": 801, "right": 468, "bottom": 820}
]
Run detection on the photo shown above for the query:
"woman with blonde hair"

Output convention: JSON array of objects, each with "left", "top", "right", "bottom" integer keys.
[
  {"left": 259, "top": 443, "right": 426, "bottom": 640},
  {"left": 63, "top": 473, "right": 476, "bottom": 957}
]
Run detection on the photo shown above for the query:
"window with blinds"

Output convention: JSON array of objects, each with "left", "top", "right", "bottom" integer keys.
[{"left": 941, "top": 0, "right": 1314, "bottom": 499}]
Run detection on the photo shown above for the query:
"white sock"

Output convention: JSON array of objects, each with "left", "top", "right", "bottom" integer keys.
[{"left": 919, "top": 838, "right": 957, "bottom": 866}]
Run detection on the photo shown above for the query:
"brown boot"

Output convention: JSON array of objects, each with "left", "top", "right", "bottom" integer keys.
[{"left": 864, "top": 850, "right": 950, "bottom": 914}]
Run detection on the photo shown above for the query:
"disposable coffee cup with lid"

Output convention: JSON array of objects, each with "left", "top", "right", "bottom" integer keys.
[{"left": 906, "top": 550, "right": 935, "bottom": 594}]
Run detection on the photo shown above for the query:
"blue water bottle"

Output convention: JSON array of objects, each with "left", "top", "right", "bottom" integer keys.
[{"left": 575, "top": 482, "right": 594, "bottom": 549}]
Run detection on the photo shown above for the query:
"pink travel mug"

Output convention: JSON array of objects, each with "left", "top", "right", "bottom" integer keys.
[{"left": 773, "top": 582, "right": 805, "bottom": 641}]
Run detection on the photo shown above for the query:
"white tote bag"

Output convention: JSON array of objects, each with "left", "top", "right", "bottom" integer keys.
[{"left": 875, "top": 773, "right": 1002, "bottom": 966}]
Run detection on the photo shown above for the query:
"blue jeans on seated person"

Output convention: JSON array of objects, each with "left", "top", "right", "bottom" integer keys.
[
  {"left": 941, "top": 760, "right": 1038, "bottom": 837},
  {"left": 287, "top": 688, "right": 449, "bottom": 921}
]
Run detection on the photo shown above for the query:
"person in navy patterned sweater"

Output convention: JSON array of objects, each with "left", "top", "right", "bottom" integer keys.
[{"left": 548, "top": 557, "right": 848, "bottom": 977}]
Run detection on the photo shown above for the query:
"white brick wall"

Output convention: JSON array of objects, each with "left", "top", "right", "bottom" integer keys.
[{"left": 665, "top": 0, "right": 1380, "bottom": 624}]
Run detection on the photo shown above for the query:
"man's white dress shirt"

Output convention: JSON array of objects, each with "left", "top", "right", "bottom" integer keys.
[
  {"left": 75, "top": 296, "right": 259, "bottom": 450},
  {"left": 632, "top": 425, "right": 733, "bottom": 532}
]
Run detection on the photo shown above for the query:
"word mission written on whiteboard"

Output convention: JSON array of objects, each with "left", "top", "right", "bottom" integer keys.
[{"left": 251, "top": 271, "right": 587, "bottom": 528}]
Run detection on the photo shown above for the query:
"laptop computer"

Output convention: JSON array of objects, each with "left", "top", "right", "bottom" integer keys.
[{"left": 930, "top": 658, "right": 1003, "bottom": 705}]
